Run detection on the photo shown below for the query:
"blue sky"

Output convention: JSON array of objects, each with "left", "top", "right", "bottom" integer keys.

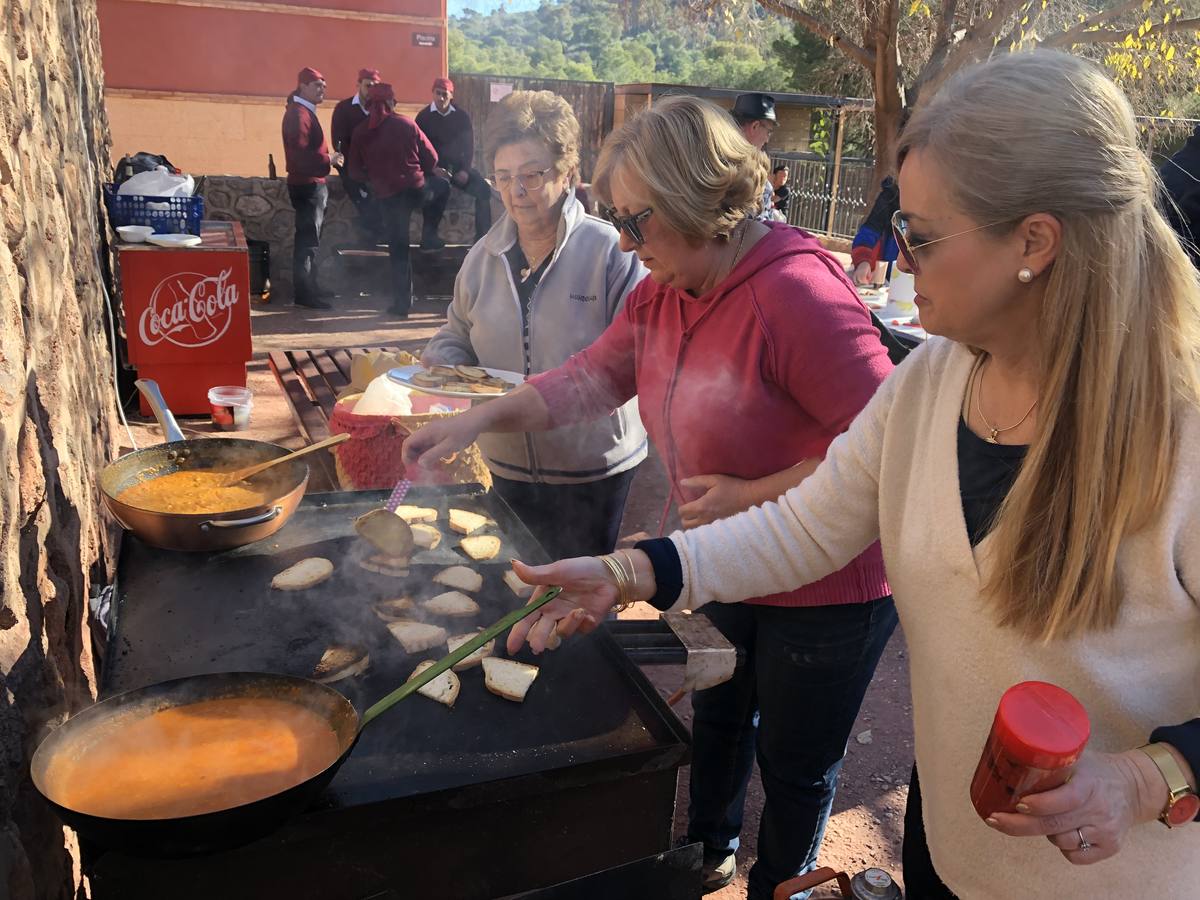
[{"left": 449, "top": 0, "right": 542, "bottom": 16}]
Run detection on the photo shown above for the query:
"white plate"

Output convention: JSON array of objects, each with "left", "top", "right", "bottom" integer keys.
[
  {"left": 147, "top": 233, "right": 202, "bottom": 249},
  {"left": 117, "top": 225, "right": 154, "bottom": 243},
  {"left": 387, "top": 365, "right": 525, "bottom": 400}
]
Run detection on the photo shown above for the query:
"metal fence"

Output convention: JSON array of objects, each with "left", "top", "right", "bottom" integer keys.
[{"left": 770, "top": 153, "right": 875, "bottom": 239}]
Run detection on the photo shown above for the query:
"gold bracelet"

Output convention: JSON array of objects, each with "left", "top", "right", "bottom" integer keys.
[
  {"left": 617, "top": 550, "right": 639, "bottom": 602},
  {"left": 599, "top": 554, "right": 632, "bottom": 612}
]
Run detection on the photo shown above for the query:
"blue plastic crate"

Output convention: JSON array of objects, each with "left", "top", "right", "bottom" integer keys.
[{"left": 104, "top": 184, "right": 203, "bottom": 235}]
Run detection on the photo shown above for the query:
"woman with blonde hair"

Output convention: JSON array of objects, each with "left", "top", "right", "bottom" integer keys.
[
  {"left": 421, "top": 90, "right": 648, "bottom": 559},
  {"left": 507, "top": 51, "right": 1200, "bottom": 898},
  {"left": 407, "top": 94, "right": 897, "bottom": 896}
]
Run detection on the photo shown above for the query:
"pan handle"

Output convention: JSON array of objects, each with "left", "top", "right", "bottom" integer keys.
[
  {"left": 135, "top": 379, "right": 185, "bottom": 444},
  {"left": 200, "top": 507, "right": 282, "bottom": 530}
]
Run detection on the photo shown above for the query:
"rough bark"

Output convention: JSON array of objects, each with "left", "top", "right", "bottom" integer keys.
[{"left": 0, "top": 2, "right": 116, "bottom": 897}]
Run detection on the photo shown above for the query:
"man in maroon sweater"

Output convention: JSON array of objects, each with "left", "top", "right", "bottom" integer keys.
[
  {"left": 415, "top": 77, "right": 493, "bottom": 244},
  {"left": 348, "top": 83, "right": 440, "bottom": 318},
  {"left": 281, "top": 66, "right": 343, "bottom": 309},
  {"left": 330, "top": 67, "right": 382, "bottom": 238}
]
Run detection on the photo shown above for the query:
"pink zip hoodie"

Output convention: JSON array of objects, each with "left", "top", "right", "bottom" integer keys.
[{"left": 530, "top": 222, "right": 892, "bottom": 607}]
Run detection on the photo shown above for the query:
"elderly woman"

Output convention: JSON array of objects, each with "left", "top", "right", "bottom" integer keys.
[
  {"left": 406, "top": 95, "right": 897, "bottom": 897},
  {"left": 508, "top": 52, "right": 1200, "bottom": 899},
  {"left": 420, "top": 90, "right": 647, "bottom": 559}
]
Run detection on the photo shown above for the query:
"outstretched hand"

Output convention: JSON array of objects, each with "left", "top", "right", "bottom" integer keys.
[{"left": 505, "top": 558, "right": 618, "bottom": 654}]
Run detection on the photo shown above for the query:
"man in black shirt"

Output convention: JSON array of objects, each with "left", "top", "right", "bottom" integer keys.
[{"left": 415, "top": 77, "right": 493, "bottom": 245}]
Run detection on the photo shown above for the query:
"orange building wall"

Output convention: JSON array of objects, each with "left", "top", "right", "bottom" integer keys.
[{"left": 99, "top": 0, "right": 446, "bottom": 176}]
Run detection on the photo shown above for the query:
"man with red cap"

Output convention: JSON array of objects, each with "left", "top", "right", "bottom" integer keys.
[
  {"left": 415, "top": 77, "right": 493, "bottom": 245},
  {"left": 281, "top": 66, "right": 342, "bottom": 309},
  {"left": 331, "top": 67, "right": 382, "bottom": 237},
  {"left": 348, "top": 83, "right": 441, "bottom": 318}
]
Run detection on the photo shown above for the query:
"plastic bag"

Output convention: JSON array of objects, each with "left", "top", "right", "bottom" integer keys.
[{"left": 117, "top": 166, "right": 195, "bottom": 198}]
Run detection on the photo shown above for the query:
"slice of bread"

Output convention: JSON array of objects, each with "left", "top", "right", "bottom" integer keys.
[
  {"left": 447, "top": 631, "right": 496, "bottom": 671},
  {"left": 460, "top": 535, "right": 502, "bottom": 561},
  {"left": 432, "top": 565, "right": 483, "bottom": 593},
  {"left": 313, "top": 645, "right": 369, "bottom": 684},
  {"left": 373, "top": 596, "right": 416, "bottom": 622},
  {"left": 394, "top": 505, "right": 438, "bottom": 524},
  {"left": 411, "top": 524, "right": 442, "bottom": 550},
  {"left": 355, "top": 508, "right": 414, "bottom": 558},
  {"left": 503, "top": 569, "right": 534, "bottom": 599},
  {"left": 482, "top": 657, "right": 540, "bottom": 702},
  {"left": 411, "top": 660, "right": 460, "bottom": 707},
  {"left": 387, "top": 621, "right": 448, "bottom": 654},
  {"left": 358, "top": 554, "right": 409, "bottom": 578},
  {"left": 423, "top": 591, "right": 480, "bottom": 617},
  {"left": 448, "top": 508, "right": 490, "bottom": 535},
  {"left": 271, "top": 557, "right": 334, "bottom": 591}
]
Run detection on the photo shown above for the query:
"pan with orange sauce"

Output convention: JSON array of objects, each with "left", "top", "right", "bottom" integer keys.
[
  {"left": 41, "top": 697, "right": 342, "bottom": 820},
  {"left": 116, "top": 470, "right": 270, "bottom": 515}
]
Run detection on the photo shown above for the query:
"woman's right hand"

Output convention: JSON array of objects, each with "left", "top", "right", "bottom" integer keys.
[
  {"left": 505, "top": 558, "right": 620, "bottom": 654},
  {"left": 401, "top": 415, "right": 483, "bottom": 468}
]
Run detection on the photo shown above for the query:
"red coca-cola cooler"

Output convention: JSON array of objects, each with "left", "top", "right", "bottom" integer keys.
[{"left": 118, "top": 221, "right": 252, "bottom": 415}]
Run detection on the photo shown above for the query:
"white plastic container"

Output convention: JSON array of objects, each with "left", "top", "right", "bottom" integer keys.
[
  {"left": 208, "top": 386, "right": 253, "bottom": 431},
  {"left": 886, "top": 271, "right": 917, "bottom": 315}
]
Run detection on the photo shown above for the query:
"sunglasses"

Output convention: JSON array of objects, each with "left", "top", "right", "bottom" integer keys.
[
  {"left": 890, "top": 209, "right": 1013, "bottom": 275},
  {"left": 601, "top": 206, "right": 653, "bottom": 245}
]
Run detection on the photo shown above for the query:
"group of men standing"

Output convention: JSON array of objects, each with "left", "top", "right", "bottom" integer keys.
[{"left": 280, "top": 67, "right": 492, "bottom": 316}]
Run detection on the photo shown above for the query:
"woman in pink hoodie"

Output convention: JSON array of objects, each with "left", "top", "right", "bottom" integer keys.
[{"left": 404, "top": 95, "right": 895, "bottom": 898}]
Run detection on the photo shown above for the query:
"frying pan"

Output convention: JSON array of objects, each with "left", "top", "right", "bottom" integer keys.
[
  {"left": 30, "top": 588, "right": 562, "bottom": 857},
  {"left": 99, "top": 381, "right": 309, "bottom": 551}
]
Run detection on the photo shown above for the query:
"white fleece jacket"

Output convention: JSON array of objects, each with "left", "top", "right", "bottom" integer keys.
[{"left": 670, "top": 336, "right": 1200, "bottom": 898}]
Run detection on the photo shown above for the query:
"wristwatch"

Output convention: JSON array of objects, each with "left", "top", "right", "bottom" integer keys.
[{"left": 1139, "top": 742, "right": 1200, "bottom": 828}]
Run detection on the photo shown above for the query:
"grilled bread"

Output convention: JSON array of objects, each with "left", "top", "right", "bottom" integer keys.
[
  {"left": 373, "top": 596, "right": 416, "bottom": 622},
  {"left": 455, "top": 365, "right": 489, "bottom": 382},
  {"left": 411, "top": 523, "right": 442, "bottom": 550},
  {"left": 271, "top": 557, "right": 334, "bottom": 591},
  {"left": 411, "top": 660, "right": 460, "bottom": 707},
  {"left": 394, "top": 505, "right": 438, "bottom": 524},
  {"left": 482, "top": 657, "right": 540, "bottom": 702},
  {"left": 502, "top": 569, "right": 534, "bottom": 599},
  {"left": 448, "top": 508, "right": 490, "bottom": 535},
  {"left": 313, "top": 645, "right": 369, "bottom": 683},
  {"left": 358, "top": 554, "right": 410, "bottom": 577},
  {"left": 355, "top": 508, "right": 414, "bottom": 558},
  {"left": 423, "top": 591, "right": 481, "bottom": 617},
  {"left": 387, "top": 621, "right": 448, "bottom": 654},
  {"left": 447, "top": 631, "right": 496, "bottom": 671},
  {"left": 432, "top": 565, "right": 484, "bottom": 593},
  {"left": 460, "top": 535, "right": 502, "bottom": 561}
]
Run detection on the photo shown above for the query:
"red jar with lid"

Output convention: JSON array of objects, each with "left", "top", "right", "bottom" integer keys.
[{"left": 970, "top": 681, "right": 1090, "bottom": 820}]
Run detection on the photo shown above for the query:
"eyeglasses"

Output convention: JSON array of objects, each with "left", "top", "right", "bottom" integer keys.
[
  {"left": 492, "top": 168, "right": 553, "bottom": 193},
  {"left": 600, "top": 206, "right": 653, "bottom": 245},
  {"left": 890, "top": 209, "right": 1013, "bottom": 275}
]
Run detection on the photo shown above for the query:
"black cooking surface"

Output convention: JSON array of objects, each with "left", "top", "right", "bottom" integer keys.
[{"left": 104, "top": 486, "right": 686, "bottom": 808}]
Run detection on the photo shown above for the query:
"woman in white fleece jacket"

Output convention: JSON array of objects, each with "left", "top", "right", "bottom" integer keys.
[{"left": 506, "top": 52, "right": 1200, "bottom": 898}]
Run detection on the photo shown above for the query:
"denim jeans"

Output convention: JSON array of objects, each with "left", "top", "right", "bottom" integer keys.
[
  {"left": 288, "top": 182, "right": 327, "bottom": 302},
  {"left": 687, "top": 597, "right": 898, "bottom": 900}
]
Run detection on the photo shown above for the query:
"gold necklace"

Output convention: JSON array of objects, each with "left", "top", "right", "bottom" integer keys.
[
  {"left": 972, "top": 356, "right": 1038, "bottom": 443},
  {"left": 519, "top": 243, "right": 555, "bottom": 283}
]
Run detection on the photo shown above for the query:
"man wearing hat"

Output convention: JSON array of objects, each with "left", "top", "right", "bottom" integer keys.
[
  {"left": 349, "top": 83, "right": 441, "bottom": 318},
  {"left": 416, "top": 77, "right": 493, "bottom": 245},
  {"left": 282, "top": 66, "right": 342, "bottom": 309},
  {"left": 331, "top": 68, "right": 383, "bottom": 236},
  {"left": 732, "top": 92, "right": 778, "bottom": 220}
]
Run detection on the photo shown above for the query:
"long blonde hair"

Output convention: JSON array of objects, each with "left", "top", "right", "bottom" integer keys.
[{"left": 900, "top": 50, "right": 1200, "bottom": 640}]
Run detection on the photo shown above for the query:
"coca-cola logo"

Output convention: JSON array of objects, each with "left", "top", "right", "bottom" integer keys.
[{"left": 138, "top": 268, "right": 240, "bottom": 349}]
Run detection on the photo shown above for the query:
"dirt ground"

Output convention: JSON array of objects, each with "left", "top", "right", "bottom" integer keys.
[{"left": 122, "top": 278, "right": 914, "bottom": 897}]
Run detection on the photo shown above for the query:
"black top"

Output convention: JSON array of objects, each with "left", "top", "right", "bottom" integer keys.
[
  {"left": 503, "top": 243, "right": 551, "bottom": 374},
  {"left": 414, "top": 105, "right": 475, "bottom": 173}
]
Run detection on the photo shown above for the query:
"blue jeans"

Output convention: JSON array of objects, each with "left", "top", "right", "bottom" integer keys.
[{"left": 687, "top": 597, "right": 898, "bottom": 900}]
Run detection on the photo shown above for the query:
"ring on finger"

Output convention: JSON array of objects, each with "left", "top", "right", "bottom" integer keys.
[{"left": 1076, "top": 827, "right": 1093, "bottom": 852}]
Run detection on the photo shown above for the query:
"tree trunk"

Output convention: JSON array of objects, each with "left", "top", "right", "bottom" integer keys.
[
  {"left": 870, "top": 0, "right": 905, "bottom": 188},
  {"left": 0, "top": 2, "right": 117, "bottom": 898}
]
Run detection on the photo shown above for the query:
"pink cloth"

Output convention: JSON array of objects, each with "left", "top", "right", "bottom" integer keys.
[{"left": 530, "top": 223, "right": 893, "bottom": 607}]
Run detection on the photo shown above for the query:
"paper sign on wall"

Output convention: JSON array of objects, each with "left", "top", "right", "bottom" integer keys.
[{"left": 490, "top": 82, "right": 514, "bottom": 102}]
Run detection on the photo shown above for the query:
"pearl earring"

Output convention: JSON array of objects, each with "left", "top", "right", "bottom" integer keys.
[{"left": 1018, "top": 267, "right": 1034, "bottom": 283}]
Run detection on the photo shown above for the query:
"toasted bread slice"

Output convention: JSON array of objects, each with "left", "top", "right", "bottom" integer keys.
[
  {"left": 410, "top": 371, "right": 446, "bottom": 388},
  {"left": 482, "top": 657, "right": 540, "bottom": 702},
  {"left": 448, "top": 508, "right": 490, "bottom": 535},
  {"left": 460, "top": 535, "right": 502, "bottom": 561},
  {"left": 428, "top": 365, "right": 459, "bottom": 379},
  {"left": 373, "top": 596, "right": 416, "bottom": 622},
  {"left": 423, "top": 590, "right": 481, "bottom": 617},
  {"left": 503, "top": 569, "right": 534, "bottom": 599},
  {"left": 411, "top": 660, "right": 460, "bottom": 707},
  {"left": 411, "top": 523, "right": 442, "bottom": 550},
  {"left": 358, "top": 554, "right": 410, "bottom": 578},
  {"left": 432, "top": 565, "right": 483, "bottom": 593},
  {"left": 271, "top": 557, "right": 334, "bottom": 591},
  {"left": 313, "top": 645, "right": 369, "bottom": 683},
  {"left": 468, "top": 383, "right": 505, "bottom": 394},
  {"left": 447, "top": 631, "right": 496, "bottom": 671},
  {"left": 455, "top": 364, "right": 489, "bottom": 382},
  {"left": 387, "top": 621, "right": 448, "bottom": 654},
  {"left": 394, "top": 505, "right": 438, "bottom": 524},
  {"left": 355, "top": 508, "right": 414, "bottom": 558}
]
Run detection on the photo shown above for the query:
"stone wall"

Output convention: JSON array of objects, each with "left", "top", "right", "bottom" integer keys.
[
  {"left": 199, "top": 175, "right": 500, "bottom": 300},
  {"left": 1, "top": 2, "right": 117, "bottom": 897}
]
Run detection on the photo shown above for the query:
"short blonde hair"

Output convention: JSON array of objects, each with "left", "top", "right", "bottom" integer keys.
[
  {"left": 593, "top": 95, "right": 767, "bottom": 241},
  {"left": 484, "top": 90, "right": 580, "bottom": 182}
]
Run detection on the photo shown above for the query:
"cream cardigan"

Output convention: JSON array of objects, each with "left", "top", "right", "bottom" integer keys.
[{"left": 670, "top": 336, "right": 1200, "bottom": 898}]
